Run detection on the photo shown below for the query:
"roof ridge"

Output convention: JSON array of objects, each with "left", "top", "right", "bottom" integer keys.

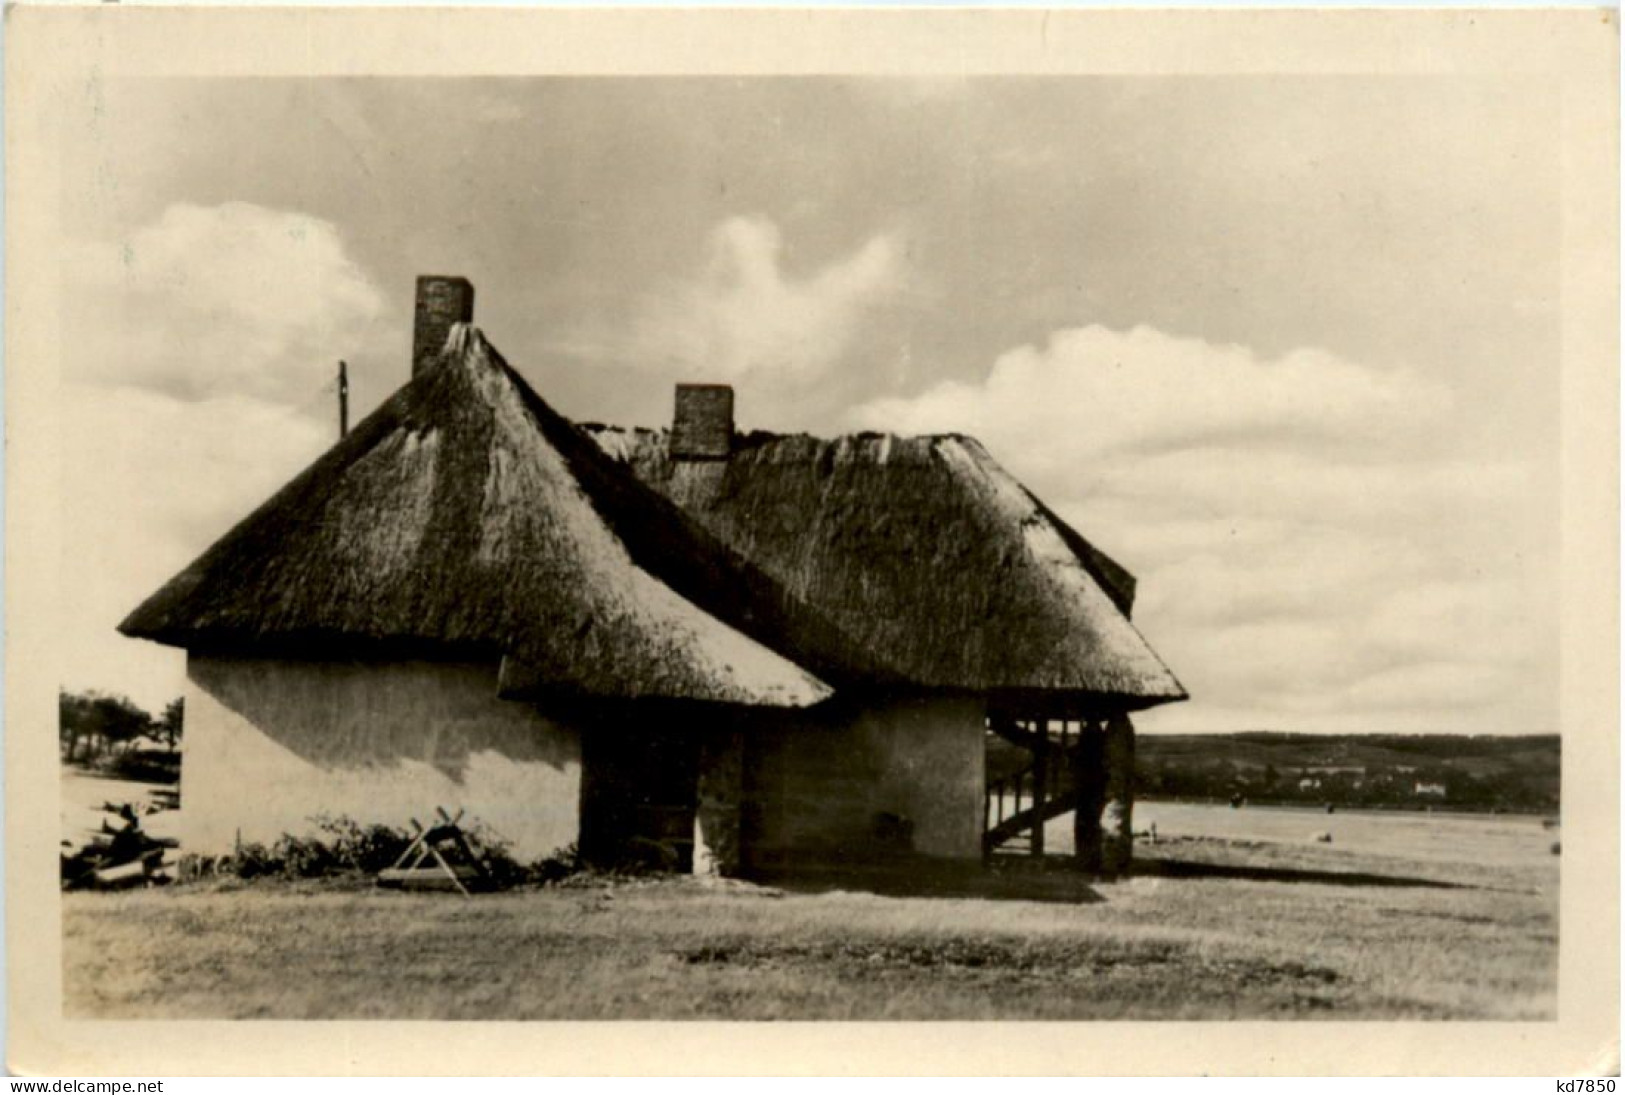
[{"left": 582, "top": 420, "right": 982, "bottom": 448}]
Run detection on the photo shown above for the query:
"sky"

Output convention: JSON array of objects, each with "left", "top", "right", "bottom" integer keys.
[{"left": 56, "top": 76, "right": 1562, "bottom": 734}]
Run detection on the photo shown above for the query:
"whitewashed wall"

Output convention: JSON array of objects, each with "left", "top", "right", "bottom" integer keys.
[{"left": 182, "top": 655, "right": 581, "bottom": 860}]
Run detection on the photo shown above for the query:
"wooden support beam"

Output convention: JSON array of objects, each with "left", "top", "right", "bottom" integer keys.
[
  {"left": 1101, "top": 714, "right": 1136, "bottom": 875},
  {"left": 1031, "top": 735, "right": 1047, "bottom": 857},
  {"left": 987, "top": 713, "right": 1048, "bottom": 752},
  {"left": 1071, "top": 719, "right": 1107, "bottom": 873}
]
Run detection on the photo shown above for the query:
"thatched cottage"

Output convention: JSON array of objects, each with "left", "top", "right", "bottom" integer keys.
[{"left": 121, "top": 276, "right": 1185, "bottom": 877}]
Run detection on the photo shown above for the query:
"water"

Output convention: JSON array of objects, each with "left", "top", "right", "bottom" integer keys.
[{"left": 1028, "top": 799, "right": 1558, "bottom": 868}]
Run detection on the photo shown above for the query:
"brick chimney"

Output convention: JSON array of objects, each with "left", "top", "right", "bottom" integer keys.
[
  {"left": 671, "top": 384, "right": 734, "bottom": 460},
  {"left": 412, "top": 275, "right": 475, "bottom": 377}
]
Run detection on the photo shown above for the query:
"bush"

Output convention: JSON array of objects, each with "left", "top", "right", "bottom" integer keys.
[
  {"left": 529, "top": 842, "right": 583, "bottom": 885},
  {"left": 225, "top": 841, "right": 279, "bottom": 880},
  {"left": 93, "top": 748, "right": 181, "bottom": 786},
  {"left": 312, "top": 816, "right": 413, "bottom": 874},
  {"left": 206, "top": 818, "right": 411, "bottom": 882},
  {"left": 203, "top": 816, "right": 590, "bottom": 889},
  {"left": 197, "top": 818, "right": 599, "bottom": 890},
  {"left": 460, "top": 820, "right": 526, "bottom": 889},
  {"left": 272, "top": 834, "right": 340, "bottom": 879}
]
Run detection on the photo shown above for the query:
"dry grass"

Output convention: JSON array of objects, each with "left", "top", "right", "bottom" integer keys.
[{"left": 64, "top": 831, "right": 1556, "bottom": 1021}]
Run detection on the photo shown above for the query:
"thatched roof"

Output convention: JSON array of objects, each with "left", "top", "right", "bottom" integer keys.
[
  {"left": 583, "top": 426, "right": 1187, "bottom": 709},
  {"left": 119, "top": 326, "right": 842, "bottom": 708}
]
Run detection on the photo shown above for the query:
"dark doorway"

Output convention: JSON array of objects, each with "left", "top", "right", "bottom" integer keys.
[{"left": 578, "top": 724, "right": 700, "bottom": 871}]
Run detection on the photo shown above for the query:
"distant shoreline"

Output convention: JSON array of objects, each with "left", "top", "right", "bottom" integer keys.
[{"left": 1137, "top": 795, "right": 1558, "bottom": 820}]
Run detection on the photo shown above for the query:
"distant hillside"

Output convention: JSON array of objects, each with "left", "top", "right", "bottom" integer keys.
[
  {"left": 988, "top": 731, "right": 1559, "bottom": 814},
  {"left": 1136, "top": 732, "right": 1559, "bottom": 813}
]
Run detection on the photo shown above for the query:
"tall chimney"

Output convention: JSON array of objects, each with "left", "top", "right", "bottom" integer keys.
[
  {"left": 412, "top": 275, "right": 475, "bottom": 377},
  {"left": 671, "top": 384, "right": 734, "bottom": 460}
]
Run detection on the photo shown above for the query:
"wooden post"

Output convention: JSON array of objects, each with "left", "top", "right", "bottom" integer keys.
[
  {"left": 1101, "top": 713, "right": 1136, "bottom": 875},
  {"left": 1071, "top": 720, "right": 1107, "bottom": 873},
  {"left": 338, "top": 360, "right": 350, "bottom": 439},
  {"left": 1030, "top": 722, "right": 1047, "bottom": 857}
]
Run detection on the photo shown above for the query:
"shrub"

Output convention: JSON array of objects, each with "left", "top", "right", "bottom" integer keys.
[
  {"left": 528, "top": 842, "right": 584, "bottom": 885},
  {"left": 225, "top": 841, "right": 279, "bottom": 880},
  {"left": 312, "top": 816, "right": 413, "bottom": 874},
  {"left": 94, "top": 748, "right": 181, "bottom": 786},
  {"left": 207, "top": 818, "right": 408, "bottom": 882},
  {"left": 206, "top": 816, "right": 574, "bottom": 889},
  {"left": 272, "top": 833, "right": 340, "bottom": 878},
  {"left": 202, "top": 819, "right": 595, "bottom": 889},
  {"left": 460, "top": 820, "right": 526, "bottom": 890}
]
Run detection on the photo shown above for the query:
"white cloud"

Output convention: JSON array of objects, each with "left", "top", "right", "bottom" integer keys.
[
  {"left": 60, "top": 383, "right": 335, "bottom": 711},
  {"left": 64, "top": 202, "right": 387, "bottom": 404},
  {"left": 57, "top": 202, "right": 386, "bottom": 710},
  {"left": 858, "top": 324, "right": 1454, "bottom": 462},
  {"left": 851, "top": 324, "right": 1556, "bottom": 735},
  {"left": 628, "top": 216, "right": 901, "bottom": 385}
]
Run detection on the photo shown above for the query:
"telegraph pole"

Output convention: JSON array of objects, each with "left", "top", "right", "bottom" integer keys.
[{"left": 338, "top": 360, "right": 349, "bottom": 439}]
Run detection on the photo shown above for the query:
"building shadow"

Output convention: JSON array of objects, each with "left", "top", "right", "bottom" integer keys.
[
  {"left": 189, "top": 656, "right": 577, "bottom": 782},
  {"left": 1131, "top": 855, "right": 1466, "bottom": 890},
  {"left": 748, "top": 851, "right": 1470, "bottom": 898},
  {"left": 745, "top": 857, "right": 1105, "bottom": 904}
]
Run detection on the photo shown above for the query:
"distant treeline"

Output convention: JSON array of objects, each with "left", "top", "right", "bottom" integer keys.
[
  {"left": 60, "top": 689, "right": 183, "bottom": 783},
  {"left": 1136, "top": 732, "right": 1559, "bottom": 813},
  {"left": 986, "top": 730, "right": 1559, "bottom": 814}
]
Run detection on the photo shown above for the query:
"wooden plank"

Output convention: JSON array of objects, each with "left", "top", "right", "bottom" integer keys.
[
  {"left": 1032, "top": 741, "right": 1047, "bottom": 857},
  {"left": 372, "top": 870, "right": 468, "bottom": 883},
  {"left": 94, "top": 853, "right": 162, "bottom": 886},
  {"left": 424, "top": 842, "right": 474, "bottom": 897},
  {"left": 377, "top": 866, "right": 478, "bottom": 883}
]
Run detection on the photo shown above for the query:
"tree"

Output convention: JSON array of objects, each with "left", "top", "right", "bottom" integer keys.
[
  {"left": 156, "top": 697, "right": 184, "bottom": 753},
  {"left": 88, "top": 693, "right": 150, "bottom": 757},
  {"left": 59, "top": 690, "right": 88, "bottom": 762},
  {"left": 59, "top": 689, "right": 153, "bottom": 763}
]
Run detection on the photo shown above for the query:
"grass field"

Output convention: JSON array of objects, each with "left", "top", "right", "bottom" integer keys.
[{"left": 63, "top": 807, "right": 1558, "bottom": 1021}]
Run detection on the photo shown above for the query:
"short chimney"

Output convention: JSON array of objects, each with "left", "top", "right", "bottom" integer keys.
[
  {"left": 412, "top": 275, "right": 475, "bottom": 377},
  {"left": 671, "top": 384, "right": 734, "bottom": 460}
]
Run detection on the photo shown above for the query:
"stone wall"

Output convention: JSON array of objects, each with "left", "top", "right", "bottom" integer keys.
[{"left": 182, "top": 655, "right": 581, "bottom": 860}]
